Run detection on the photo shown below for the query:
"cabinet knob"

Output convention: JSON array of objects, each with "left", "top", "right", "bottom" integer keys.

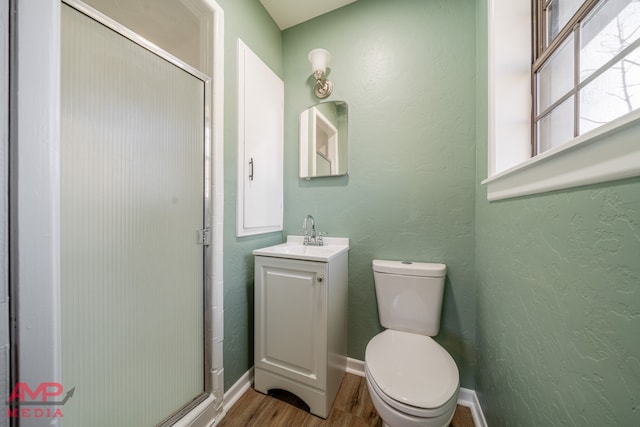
[{"left": 317, "top": 276, "right": 323, "bottom": 283}]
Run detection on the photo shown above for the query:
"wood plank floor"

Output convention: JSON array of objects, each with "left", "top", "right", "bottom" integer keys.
[{"left": 218, "top": 373, "right": 475, "bottom": 427}]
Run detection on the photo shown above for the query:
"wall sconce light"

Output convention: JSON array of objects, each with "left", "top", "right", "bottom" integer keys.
[{"left": 308, "top": 48, "right": 333, "bottom": 98}]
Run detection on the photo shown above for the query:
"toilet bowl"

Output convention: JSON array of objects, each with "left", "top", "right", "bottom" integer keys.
[
  {"left": 365, "top": 260, "right": 459, "bottom": 427},
  {"left": 365, "top": 330, "right": 459, "bottom": 427}
]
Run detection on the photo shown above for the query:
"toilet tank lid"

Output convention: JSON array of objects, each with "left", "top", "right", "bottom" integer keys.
[{"left": 372, "top": 260, "right": 446, "bottom": 277}]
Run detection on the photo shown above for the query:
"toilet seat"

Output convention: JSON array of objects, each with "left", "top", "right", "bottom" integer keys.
[
  {"left": 365, "top": 330, "right": 459, "bottom": 417},
  {"left": 366, "top": 364, "right": 458, "bottom": 419}
]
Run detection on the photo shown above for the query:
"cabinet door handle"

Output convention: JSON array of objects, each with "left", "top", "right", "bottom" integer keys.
[
  {"left": 249, "top": 157, "right": 254, "bottom": 181},
  {"left": 317, "top": 276, "right": 323, "bottom": 283}
]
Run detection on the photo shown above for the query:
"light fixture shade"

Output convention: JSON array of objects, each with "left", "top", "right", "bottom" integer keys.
[{"left": 308, "top": 48, "right": 331, "bottom": 74}]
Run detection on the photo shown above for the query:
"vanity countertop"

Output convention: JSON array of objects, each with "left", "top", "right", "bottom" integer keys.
[{"left": 253, "top": 235, "right": 349, "bottom": 262}]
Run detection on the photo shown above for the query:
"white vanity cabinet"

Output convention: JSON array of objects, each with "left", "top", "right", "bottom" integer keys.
[{"left": 253, "top": 242, "right": 348, "bottom": 419}]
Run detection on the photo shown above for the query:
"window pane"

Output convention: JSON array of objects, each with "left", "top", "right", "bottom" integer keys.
[
  {"left": 537, "top": 34, "right": 575, "bottom": 113},
  {"left": 547, "top": 0, "right": 587, "bottom": 44},
  {"left": 581, "top": 0, "right": 640, "bottom": 82},
  {"left": 538, "top": 97, "right": 575, "bottom": 152},
  {"left": 580, "top": 44, "right": 640, "bottom": 133}
]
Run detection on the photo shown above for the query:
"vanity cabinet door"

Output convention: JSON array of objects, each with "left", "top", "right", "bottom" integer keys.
[{"left": 255, "top": 257, "right": 328, "bottom": 390}]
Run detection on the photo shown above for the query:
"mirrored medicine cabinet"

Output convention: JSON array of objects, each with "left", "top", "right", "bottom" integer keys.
[{"left": 299, "top": 101, "right": 348, "bottom": 179}]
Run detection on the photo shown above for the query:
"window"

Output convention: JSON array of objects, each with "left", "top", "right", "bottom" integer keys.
[
  {"left": 534, "top": 0, "right": 640, "bottom": 153},
  {"left": 484, "top": 0, "right": 640, "bottom": 201}
]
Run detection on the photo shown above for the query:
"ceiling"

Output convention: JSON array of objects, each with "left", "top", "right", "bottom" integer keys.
[{"left": 259, "top": 0, "right": 358, "bottom": 30}]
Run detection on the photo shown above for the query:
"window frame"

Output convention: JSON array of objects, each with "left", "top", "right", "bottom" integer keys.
[
  {"left": 532, "top": 0, "right": 602, "bottom": 154},
  {"left": 483, "top": 0, "right": 640, "bottom": 201}
]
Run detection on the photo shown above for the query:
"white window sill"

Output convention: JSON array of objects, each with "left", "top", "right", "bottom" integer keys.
[{"left": 482, "top": 110, "right": 640, "bottom": 201}]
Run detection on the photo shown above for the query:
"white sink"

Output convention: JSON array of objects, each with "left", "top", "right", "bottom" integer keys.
[{"left": 253, "top": 235, "right": 349, "bottom": 262}]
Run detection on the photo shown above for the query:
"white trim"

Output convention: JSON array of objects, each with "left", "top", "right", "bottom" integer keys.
[
  {"left": 487, "top": 0, "right": 532, "bottom": 177},
  {"left": 203, "top": 0, "right": 226, "bottom": 412},
  {"left": 15, "top": 4, "right": 63, "bottom": 427},
  {"left": 456, "top": 388, "right": 488, "bottom": 427},
  {"left": 176, "top": 1, "right": 226, "bottom": 423},
  {"left": 346, "top": 357, "right": 365, "bottom": 376},
  {"left": 224, "top": 367, "right": 255, "bottom": 413},
  {"left": 348, "top": 358, "right": 487, "bottom": 427},
  {"left": 173, "top": 395, "right": 218, "bottom": 427},
  {"left": 482, "top": 110, "right": 640, "bottom": 200},
  {"left": 213, "top": 368, "right": 255, "bottom": 426}
]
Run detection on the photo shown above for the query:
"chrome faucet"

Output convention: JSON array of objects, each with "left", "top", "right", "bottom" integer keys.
[
  {"left": 303, "top": 214, "right": 316, "bottom": 245},
  {"left": 302, "top": 214, "right": 325, "bottom": 246}
]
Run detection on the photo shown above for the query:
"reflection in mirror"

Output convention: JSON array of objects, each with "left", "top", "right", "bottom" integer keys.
[{"left": 299, "top": 101, "right": 348, "bottom": 179}]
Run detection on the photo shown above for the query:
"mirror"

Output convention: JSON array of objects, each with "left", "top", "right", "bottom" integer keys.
[{"left": 299, "top": 101, "right": 348, "bottom": 179}]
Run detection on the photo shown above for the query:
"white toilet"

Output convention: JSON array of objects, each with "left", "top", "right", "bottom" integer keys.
[{"left": 365, "top": 260, "right": 459, "bottom": 427}]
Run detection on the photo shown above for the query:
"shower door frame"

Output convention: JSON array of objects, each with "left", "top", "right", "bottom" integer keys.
[
  {"left": 9, "top": 0, "right": 225, "bottom": 426},
  {"left": 62, "top": 1, "right": 214, "bottom": 423}
]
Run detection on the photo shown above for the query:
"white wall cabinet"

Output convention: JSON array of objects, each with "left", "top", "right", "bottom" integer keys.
[
  {"left": 236, "top": 40, "right": 284, "bottom": 237},
  {"left": 254, "top": 253, "right": 348, "bottom": 418}
]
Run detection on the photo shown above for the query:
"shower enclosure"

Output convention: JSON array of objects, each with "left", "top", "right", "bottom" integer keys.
[
  {"left": 10, "top": 0, "right": 224, "bottom": 425},
  {"left": 60, "top": 2, "right": 211, "bottom": 425}
]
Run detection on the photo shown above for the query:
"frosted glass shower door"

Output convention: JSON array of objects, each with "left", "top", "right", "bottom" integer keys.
[{"left": 60, "top": 4, "right": 208, "bottom": 426}]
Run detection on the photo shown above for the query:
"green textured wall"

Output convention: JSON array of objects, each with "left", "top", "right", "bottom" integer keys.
[
  {"left": 475, "top": 1, "right": 640, "bottom": 425},
  {"left": 214, "top": 0, "right": 284, "bottom": 391},
  {"left": 282, "top": 0, "right": 477, "bottom": 388}
]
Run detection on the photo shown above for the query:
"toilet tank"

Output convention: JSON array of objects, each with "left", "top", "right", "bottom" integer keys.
[{"left": 372, "top": 260, "right": 447, "bottom": 336}]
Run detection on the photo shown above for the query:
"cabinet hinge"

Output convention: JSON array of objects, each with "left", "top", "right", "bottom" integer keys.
[{"left": 197, "top": 227, "right": 212, "bottom": 246}]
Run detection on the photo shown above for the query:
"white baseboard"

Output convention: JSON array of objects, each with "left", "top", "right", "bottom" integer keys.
[
  {"left": 347, "top": 357, "right": 365, "bottom": 376},
  {"left": 213, "top": 367, "right": 254, "bottom": 426},
  {"left": 347, "top": 357, "right": 487, "bottom": 427},
  {"left": 456, "top": 387, "right": 488, "bottom": 427}
]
